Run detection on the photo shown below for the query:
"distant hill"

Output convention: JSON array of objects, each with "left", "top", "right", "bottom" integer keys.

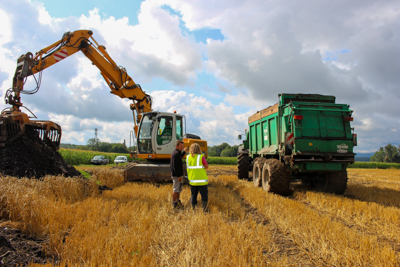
[{"left": 355, "top": 152, "right": 374, "bottom": 162}]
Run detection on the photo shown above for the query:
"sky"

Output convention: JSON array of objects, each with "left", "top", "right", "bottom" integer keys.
[{"left": 0, "top": 0, "right": 399, "bottom": 153}]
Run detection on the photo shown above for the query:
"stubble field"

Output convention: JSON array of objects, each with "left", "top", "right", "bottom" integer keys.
[{"left": 0, "top": 166, "right": 399, "bottom": 266}]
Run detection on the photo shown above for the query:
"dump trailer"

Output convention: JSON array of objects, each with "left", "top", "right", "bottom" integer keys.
[{"left": 237, "top": 93, "right": 357, "bottom": 195}]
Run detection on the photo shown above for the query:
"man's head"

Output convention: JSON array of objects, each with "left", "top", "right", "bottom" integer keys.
[{"left": 175, "top": 140, "right": 184, "bottom": 151}]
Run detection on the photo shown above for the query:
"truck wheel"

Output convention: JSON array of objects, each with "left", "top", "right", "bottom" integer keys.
[
  {"left": 261, "top": 159, "right": 292, "bottom": 195},
  {"left": 317, "top": 171, "right": 348, "bottom": 194},
  {"left": 253, "top": 160, "right": 262, "bottom": 187},
  {"left": 237, "top": 153, "right": 249, "bottom": 180}
]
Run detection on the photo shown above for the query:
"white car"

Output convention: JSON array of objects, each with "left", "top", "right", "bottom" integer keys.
[{"left": 114, "top": 156, "right": 128, "bottom": 164}]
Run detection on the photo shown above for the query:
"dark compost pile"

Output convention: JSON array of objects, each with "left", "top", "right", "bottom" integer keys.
[{"left": 0, "top": 128, "right": 81, "bottom": 178}]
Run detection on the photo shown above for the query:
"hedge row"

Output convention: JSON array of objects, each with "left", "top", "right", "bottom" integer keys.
[
  {"left": 59, "top": 148, "right": 130, "bottom": 165},
  {"left": 59, "top": 149, "right": 400, "bottom": 169}
]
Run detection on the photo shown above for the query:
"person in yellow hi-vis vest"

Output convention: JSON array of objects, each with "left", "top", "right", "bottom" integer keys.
[{"left": 186, "top": 143, "right": 209, "bottom": 210}]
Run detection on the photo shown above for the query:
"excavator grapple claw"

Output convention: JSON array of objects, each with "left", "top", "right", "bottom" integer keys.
[{"left": 0, "top": 111, "right": 61, "bottom": 150}]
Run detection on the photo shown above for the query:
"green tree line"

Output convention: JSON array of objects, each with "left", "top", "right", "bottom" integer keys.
[
  {"left": 208, "top": 142, "right": 239, "bottom": 157},
  {"left": 370, "top": 143, "right": 400, "bottom": 163},
  {"left": 62, "top": 140, "right": 239, "bottom": 157},
  {"left": 61, "top": 138, "right": 136, "bottom": 154}
]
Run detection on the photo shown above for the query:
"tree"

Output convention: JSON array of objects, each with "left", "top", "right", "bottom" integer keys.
[
  {"left": 370, "top": 144, "right": 400, "bottom": 163},
  {"left": 384, "top": 144, "right": 400, "bottom": 163},
  {"left": 97, "top": 142, "right": 112, "bottom": 152},
  {"left": 208, "top": 143, "right": 231, "bottom": 157},
  {"left": 208, "top": 143, "right": 239, "bottom": 157},
  {"left": 370, "top": 147, "right": 385, "bottom": 162},
  {"left": 221, "top": 146, "right": 239, "bottom": 157},
  {"left": 110, "top": 143, "right": 129, "bottom": 153},
  {"left": 87, "top": 138, "right": 99, "bottom": 150}
]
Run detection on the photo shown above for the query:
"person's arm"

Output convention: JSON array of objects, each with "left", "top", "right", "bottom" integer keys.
[
  {"left": 202, "top": 156, "right": 209, "bottom": 169},
  {"left": 181, "top": 147, "right": 189, "bottom": 157},
  {"left": 171, "top": 152, "right": 178, "bottom": 177}
]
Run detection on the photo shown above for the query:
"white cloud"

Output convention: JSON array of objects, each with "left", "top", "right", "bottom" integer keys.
[
  {"left": 78, "top": 4, "right": 202, "bottom": 85},
  {"left": 149, "top": 90, "right": 248, "bottom": 145},
  {"left": 49, "top": 113, "right": 134, "bottom": 145},
  {"left": 224, "top": 92, "right": 274, "bottom": 111},
  {"left": 0, "top": 0, "right": 399, "bottom": 153},
  {"left": 37, "top": 2, "right": 52, "bottom": 25}
]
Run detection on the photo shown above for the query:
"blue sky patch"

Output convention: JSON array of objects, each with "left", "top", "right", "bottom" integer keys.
[
  {"left": 39, "top": 0, "right": 141, "bottom": 24},
  {"left": 161, "top": 5, "right": 182, "bottom": 18},
  {"left": 192, "top": 29, "right": 225, "bottom": 44},
  {"left": 323, "top": 49, "right": 351, "bottom": 61},
  {"left": 161, "top": 5, "right": 225, "bottom": 44}
]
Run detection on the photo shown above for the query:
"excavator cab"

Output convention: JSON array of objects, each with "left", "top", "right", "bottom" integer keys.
[
  {"left": 124, "top": 111, "right": 208, "bottom": 182},
  {"left": 136, "top": 112, "right": 184, "bottom": 158}
]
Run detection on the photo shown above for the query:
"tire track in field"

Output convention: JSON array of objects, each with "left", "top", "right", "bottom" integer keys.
[
  {"left": 221, "top": 183, "right": 316, "bottom": 266},
  {"left": 291, "top": 195, "right": 400, "bottom": 255},
  {"left": 209, "top": 167, "right": 400, "bottom": 263},
  {"left": 289, "top": 182, "right": 400, "bottom": 254},
  {"left": 233, "top": 178, "right": 400, "bottom": 264},
  {"left": 208, "top": 168, "right": 314, "bottom": 264}
]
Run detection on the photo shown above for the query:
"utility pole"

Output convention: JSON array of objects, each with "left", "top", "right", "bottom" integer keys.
[{"left": 95, "top": 128, "right": 98, "bottom": 150}]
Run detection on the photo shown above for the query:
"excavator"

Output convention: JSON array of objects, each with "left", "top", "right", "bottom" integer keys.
[{"left": 0, "top": 29, "right": 207, "bottom": 182}]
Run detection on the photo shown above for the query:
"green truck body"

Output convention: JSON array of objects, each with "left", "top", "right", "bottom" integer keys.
[{"left": 238, "top": 94, "right": 357, "bottom": 195}]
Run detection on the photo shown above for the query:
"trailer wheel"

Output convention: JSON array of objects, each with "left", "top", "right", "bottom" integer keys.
[
  {"left": 237, "top": 153, "right": 249, "bottom": 180},
  {"left": 261, "top": 159, "right": 292, "bottom": 196},
  {"left": 318, "top": 171, "right": 348, "bottom": 195},
  {"left": 253, "top": 160, "right": 263, "bottom": 187}
]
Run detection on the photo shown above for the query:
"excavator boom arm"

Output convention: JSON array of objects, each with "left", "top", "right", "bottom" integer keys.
[{"left": 9, "top": 29, "right": 152, "bottom": 136}]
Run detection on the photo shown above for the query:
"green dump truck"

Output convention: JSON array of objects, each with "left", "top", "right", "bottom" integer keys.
[{"left": 237, "top": 93, "right": 357, "bottom": 195}]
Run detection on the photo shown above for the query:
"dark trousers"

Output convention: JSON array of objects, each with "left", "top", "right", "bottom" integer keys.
[{"left": 190, "top": 185, "right": 208, "bottom": 206}]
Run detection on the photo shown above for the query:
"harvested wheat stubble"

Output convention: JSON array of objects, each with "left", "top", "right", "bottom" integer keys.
[{"left": 0, "top": 128, "right": 81, "bottom": 178}]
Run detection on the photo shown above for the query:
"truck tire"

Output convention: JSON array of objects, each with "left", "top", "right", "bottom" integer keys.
[
  {"left": 261, "top": 159, "right": 292, "bottom": 195},
  {"left": 237, "top": 152, "right": 249, "bottom": 180},
  {"left": 318, "top": 171, "right": 348, "bottom": 195},
  {"left": 253, "top": 158, "right": 267, "bottom": 187}
]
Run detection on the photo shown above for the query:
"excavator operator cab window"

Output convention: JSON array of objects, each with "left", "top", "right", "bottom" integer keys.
[
  {"left": 138, "top": 113, "right": 156, "bottom": 153},
  {"left": 157, "top": 116, "right": 173, "bottom": 145},
  {"left": 176, "top": 116, "right": 183, "bottom": 140}
]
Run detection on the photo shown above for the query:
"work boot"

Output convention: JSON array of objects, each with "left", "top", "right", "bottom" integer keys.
[
  {"left": 176, "top": 199, "right": 184, "bottom": 209},
  {"left": 201, "top": 201, "right": 209, "bottom": 212},
  {"left": 172, "top": 202, "right": 178, "bottom": 209}
]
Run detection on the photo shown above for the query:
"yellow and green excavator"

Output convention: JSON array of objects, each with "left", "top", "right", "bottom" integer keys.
[{"left": 0, "top": 29, "right": 207, "bottom": 181}]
